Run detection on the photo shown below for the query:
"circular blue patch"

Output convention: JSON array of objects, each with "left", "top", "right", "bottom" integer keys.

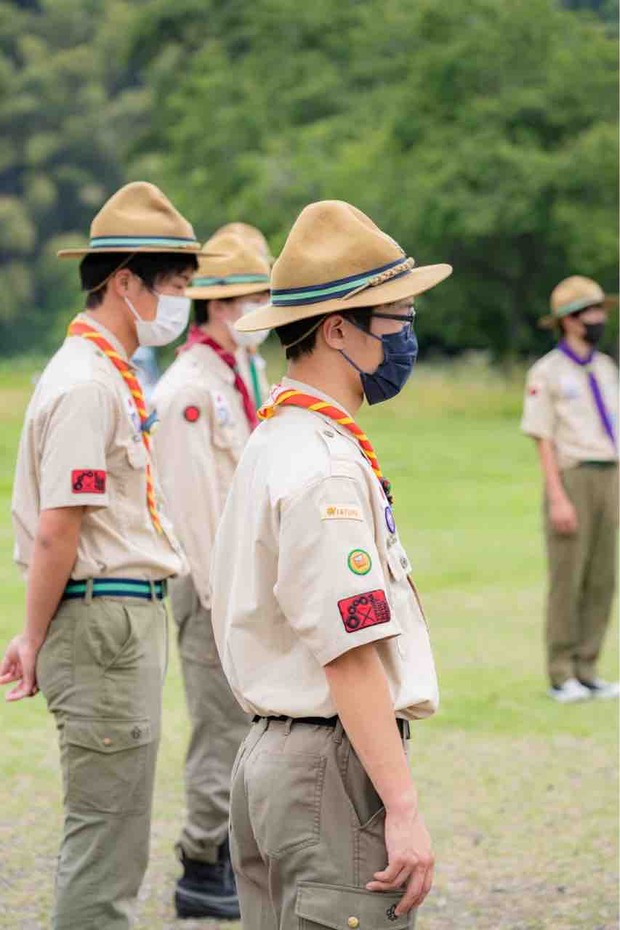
[{"left": 385, "top": 505, "right": 396, "bottom": 534}]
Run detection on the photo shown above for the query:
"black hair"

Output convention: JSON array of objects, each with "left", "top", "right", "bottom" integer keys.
[
  {"left": 80, "top": 252, "right": 199, "bottom": 308},
  {"left": 193, "top": 299, "right": 210, "bottom": 326},
  {"left": 276, "top": 307, "right": 374, "bottom": 361}
]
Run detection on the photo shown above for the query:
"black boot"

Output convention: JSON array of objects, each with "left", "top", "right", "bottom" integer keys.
[{"left": 174, "top": 841, "right": 240, "bottom": 920}]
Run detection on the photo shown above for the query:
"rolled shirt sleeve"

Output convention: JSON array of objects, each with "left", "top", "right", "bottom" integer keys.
[
  {"left": 275, "top": 473, "right": 401, "bottom": 666},
  {"left": 521, "top": 365, "right": 554, "bottom": 440},
  {"left": 40, "top": 382, "right": 113, "bottom": 510}
]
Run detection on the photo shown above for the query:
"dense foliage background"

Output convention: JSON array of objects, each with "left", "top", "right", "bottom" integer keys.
[{"left": 0, "top": 0, "right": 617, "bottom": 358}]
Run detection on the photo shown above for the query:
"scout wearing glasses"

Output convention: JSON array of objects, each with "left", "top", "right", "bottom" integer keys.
[
  {"left": 0, "top": 182, "right": 206, "bottom": 930},
  {"left": 521, "top": 276, "right": 618, "bottom": 703},
  {"left": 151, "top": 231, "right": 271, "bottom": 920},
  {"left": 211, "top": 200, "right": 452, "bottom": 928}
]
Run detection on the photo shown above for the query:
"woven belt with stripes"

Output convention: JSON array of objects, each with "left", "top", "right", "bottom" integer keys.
[{"left": 63, "top": 578, "right": 168, "bottom": 601}]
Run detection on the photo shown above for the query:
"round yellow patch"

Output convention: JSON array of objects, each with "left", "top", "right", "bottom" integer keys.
[{"left": 347, "top": 549, "right": 372, "bottom": 575}]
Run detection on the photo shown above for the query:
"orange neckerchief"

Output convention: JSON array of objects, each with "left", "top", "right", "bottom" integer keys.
[
  {"left": 67, "top": 317, "right": 162, "bottom": 533},
  {"left": 258, "top": 385, "right": 393, "bottom": 503}
]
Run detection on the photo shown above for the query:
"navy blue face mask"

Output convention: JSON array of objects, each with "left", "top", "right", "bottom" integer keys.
[{"left": 341, "top": 321, "right": 418, "bottom": 406}]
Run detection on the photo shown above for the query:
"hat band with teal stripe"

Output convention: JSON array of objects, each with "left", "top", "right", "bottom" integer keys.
[
  {"left": 190, "top": 274, "right": 270, "bottom": 288},
  {"left": 271, "top": 257, "right": 413, "bottom": 307},
  {"left": 89, "top": 235, "right": 199, "bottom": 249},
  {"left": 555, "top": 296, "right": 604, "bottom": 318}
]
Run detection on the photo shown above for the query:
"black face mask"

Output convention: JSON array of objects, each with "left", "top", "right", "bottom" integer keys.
[{"left": 582, "top": 321, "right": 605, "bottom": 346}]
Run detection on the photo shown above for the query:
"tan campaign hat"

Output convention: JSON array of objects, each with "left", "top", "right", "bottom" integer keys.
[
  {"left": 58, "top": 181, "right": 207, "bottom": 258},
  {"left": 539, "top": 275, "right": 613, "bottom": 328},
  {"left": 215, "top": 222, "right": 274, "bottom": 264},
  {"left": 236, "top": 200, "right": 452, "bottom": 333},
  {"left": 186, "top": 231, "right": 271, "bottom": 300}
]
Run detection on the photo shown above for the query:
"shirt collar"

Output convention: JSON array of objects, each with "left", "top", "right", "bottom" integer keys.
[
  {"left": 280, "top": 376, "right": 363, "bottom": 447},
  {"left": 76, "top": 312, "right": 133, "bottom": 366}
]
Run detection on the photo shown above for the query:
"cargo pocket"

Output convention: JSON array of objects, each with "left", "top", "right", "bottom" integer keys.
[
  {"left": 295, "top": 882, "right": 412, "bottom": 928},
  {"left": 65, "top": 717, "right": 153, "bottom": 815}
]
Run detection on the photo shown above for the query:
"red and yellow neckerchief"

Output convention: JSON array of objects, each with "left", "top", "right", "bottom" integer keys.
[
  {"left": 258, "top": 385, "right": 393, "bottom": 503},
  {"left": 67, "top": 317, "right": 162, "bottom": 533}
]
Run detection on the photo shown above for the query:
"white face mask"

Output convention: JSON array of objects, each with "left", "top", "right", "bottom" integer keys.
[
  {"left": 125, "top": 290, "right": 191, "bottom": 347},
  {"left": 227, "top": 300, "right": 270, "bottom": 350}
]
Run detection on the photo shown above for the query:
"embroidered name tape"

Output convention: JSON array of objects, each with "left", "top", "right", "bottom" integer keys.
[
  {"left": 338, "top": 589, "right": 391, "bottom": 633},
  {"left": 71, "top": 469, "right": 106, "bottom": 494},
  {"left": 320, "top": 504, "right": 363, "bottom": 521}
]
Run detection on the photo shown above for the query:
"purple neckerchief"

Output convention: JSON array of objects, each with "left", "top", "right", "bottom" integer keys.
[{"left": 558, "top": 341, "right": 616, "bottom": 447}]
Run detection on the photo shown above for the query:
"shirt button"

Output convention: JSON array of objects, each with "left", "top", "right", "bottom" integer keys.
[
  {"left": 400, "top": 556, "right": 408, "bottom": 568},
  {"left": 324, "top": 429, "right": 335, "bottom": 438},
  {"left": 102, "top": 737, "right": 112, "bottom": 747},
  {"left": 347, "top": 918, "right": 359, "bottom": 929}
]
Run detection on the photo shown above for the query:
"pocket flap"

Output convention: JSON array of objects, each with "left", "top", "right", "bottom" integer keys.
[
  {"left": 386, "top": 542, "right": 411, "bottom": 582},
  {"left": 65, "top": 718, "right": 152, "bottom": 754},
  {"left": 126, "top": 442, "right": 147, "bottom": 469},
  {"left": 295, "top": 882, "right": 410, "bottom": 929}
]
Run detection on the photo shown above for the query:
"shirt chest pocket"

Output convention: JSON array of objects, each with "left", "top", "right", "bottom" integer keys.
[
  {"left": 126, "top": 440, "right": 148, "bottom": 470},
  {"left": 385, "top": 539, "right": 412, "bottom": 583}
]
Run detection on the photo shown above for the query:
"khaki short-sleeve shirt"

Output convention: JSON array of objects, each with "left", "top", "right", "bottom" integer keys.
[
  {"left": 236, "top": 348, "right": 271, "bottom": 408},
  {"left": 12, "top": 315, "right": 186, "bottom": 580},
  {"left": 521, "top": 348, "right": 618, "bottom": 469},
  {"left": 152, "top": 342, "right": 252, "bottom": 608},
  {"left": 211, "top": 378, "right": 439, "bottom": 720}
]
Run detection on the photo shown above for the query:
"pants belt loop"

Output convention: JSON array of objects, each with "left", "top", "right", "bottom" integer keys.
[
  {"left": 148, "top": 580, "right": 156, "bottom": 601},
  {"left": 283, "top": 717, "right": 293, "bottom": 736},
  {"left": 84, "top": 578, "right": 94, "bottom": 606},
  {"left": 333, "top": 718, "right": 345, "bottom": 744}
]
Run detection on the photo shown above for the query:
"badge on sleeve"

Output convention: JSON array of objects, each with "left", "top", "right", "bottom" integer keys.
[
  {"left": 321, "top": 504, "right": 363, "bottom": 521},
  {"left": 347, "top": 549, "right": 372, "bottom": 575},
  {"left": 183, "top": 405, "right": 201, "bottom": 423},
  {"left": 71, "top": 469, "right": 106, "bottom": 494},
  {"left": 211, "top": 390, "right": 231, "bottom": 426},
  {"left": 338, "top": 589, "right": 391, "bottom": 633},
  {"left": 385, "top": 506, "right": 396, "bottom": 534}
]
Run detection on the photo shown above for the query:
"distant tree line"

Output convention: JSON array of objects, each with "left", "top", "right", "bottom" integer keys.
[{"left": 0, "top": 0, "right": 617, "bottom": 359}]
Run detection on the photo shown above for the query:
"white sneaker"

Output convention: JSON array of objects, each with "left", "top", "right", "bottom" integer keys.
[
  {"left": 578, "top": 678, "right": 620, "bottom": 700},
  {"left": 548, "top": 678, "right": 592, "bottom": 703}
]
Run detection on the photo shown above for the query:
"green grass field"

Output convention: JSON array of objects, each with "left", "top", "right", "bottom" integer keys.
[{"left": 0, "top": 356, "right": 617, "bottom": 930}]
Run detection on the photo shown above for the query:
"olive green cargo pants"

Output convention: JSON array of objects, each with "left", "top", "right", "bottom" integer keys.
[
  {"left": 230, "top": 717, "right": 416, "bottom": 929},
  {"left": 170, "top": 575, "right": 249, "bottom": 863},
  {"left": 545, "top": 463, "right": 618, "bottom": 687},
  {"left": 36, "top": 592, "right": 167, "bottom": 930}
]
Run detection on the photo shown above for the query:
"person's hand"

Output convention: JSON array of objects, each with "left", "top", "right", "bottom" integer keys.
[
  {"left": 365, "top": 803, "right": 434, "bottom": 915},
  {"left": 0, "top": 634, "right": 41, "bottom": 701},
  {"left": 550, "top": 497, "right": 578, "bottom": 535}
]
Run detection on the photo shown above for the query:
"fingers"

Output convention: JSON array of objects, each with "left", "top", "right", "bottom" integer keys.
[
  {"left": 395, "top": 861, "right": 434, "bottom": 916},
  {"left": 366, "top": 864, "right": 410, "bottom": 892},
  {"left": 6, "top": 681, "right": 34, "bottom": 701},
  {"left": 0, "top": 663, "right": 20, "bottom": 685}
]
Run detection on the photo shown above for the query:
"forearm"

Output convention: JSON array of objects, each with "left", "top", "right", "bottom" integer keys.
[
  {"left": 536, "top": 438, "right": 567, "bottom": 503},
  {"left": 25, "top": 508, "right": 83, "bottom": 645},
  {"left": 325, "top": 642, "right": 416, "bottom": 814}
]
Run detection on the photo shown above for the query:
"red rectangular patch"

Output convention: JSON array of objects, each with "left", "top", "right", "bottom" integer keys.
[
  {"left": 338, "top": 589, "right": 391, "bottom": 634},
  {"left": 71, "top": 469, "right": 106, "bottom": 494}
]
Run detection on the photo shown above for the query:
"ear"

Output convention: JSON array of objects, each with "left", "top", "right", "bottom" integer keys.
[
  {"left": 109, "top": 269, "right": 133, "bottom": 297},
  {"left": 321, "top": 314, "right": 348, "bottom": 350},
  {"left": 208, "top": 299, "right": 227, "bottom": 321}
]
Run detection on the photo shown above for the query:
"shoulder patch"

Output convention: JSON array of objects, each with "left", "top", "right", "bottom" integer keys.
[
  {"left": 183, "top": 405, "right": 201, "bottom": 423},
  {"left": 72, "top": 469, "right": 106, "bottom": 494},
  {"left": 321, "top": 504, "right": 363, "bottom": 521},
  {"left": 338, "top": 589, "right": 391, "bottom": 633}
]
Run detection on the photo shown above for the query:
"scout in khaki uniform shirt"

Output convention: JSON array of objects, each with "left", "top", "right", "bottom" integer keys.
[
  {"left": 0, "top": 181, "right": 208, "bottom": 930},
  {"left": 521, "top": 275, "right": 619, "bottom": 703},
  {"left": 211, "top": 200, "right": 452, "bottom": 928},
  {"left": 152, "top": 231, "right": 271, "bottom": 920}
]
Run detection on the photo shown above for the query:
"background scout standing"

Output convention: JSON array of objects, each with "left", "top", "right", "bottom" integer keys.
[
  {"left": 152, "top": 230, "right": 270, "bottom": 920},
  {"left": 211, "top": 200, "right": 452, "bottom": 926},
  {"left": 0, "top": 181, "right": 202, "bottom": 929},
  {"left": 522, "top": 275, "right": 618, "bottom": 703}
]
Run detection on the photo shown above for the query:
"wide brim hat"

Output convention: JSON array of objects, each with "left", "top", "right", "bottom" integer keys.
[
  {"left": 214, "top": 221, "right": 274, "bottom": 265},
  {"left": 235, "top": 200, "right": 452, "bottom": 333},
  {"left": 186, "top": 231, "right": 271, "bottom": 300},
  {"left": 57, "top": 181, "right": 210, "bottom": 258},
  {"left": 539, "top": 275, "right": 616, "bottom": 328}
]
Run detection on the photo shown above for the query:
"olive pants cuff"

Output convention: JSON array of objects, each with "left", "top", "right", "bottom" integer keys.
[
  {"left": 545, "top": 464, "right": 618, "bottom": 687},
  {"left": 230, "top": 718, "right": 416, "bottom": 930},
  {"left": 36, "top": 596, "right": 168, "bottom": 930},
  {"left": 170, "top": 576, "right": 250, "bottom": 864}
]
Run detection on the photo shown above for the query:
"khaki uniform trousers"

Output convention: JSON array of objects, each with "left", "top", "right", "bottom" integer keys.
[
  {"left": 170, "top": 575, "right": 250, "bottom": 863},
  {"left": 230, "top": 718, "right": 416, "bottom": 930},
  {"left": 36, "top": 591, "right": 168, "bottom": 930},
  {"left": 545, "top": 463, "right": 618, "bottom": 687}
]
